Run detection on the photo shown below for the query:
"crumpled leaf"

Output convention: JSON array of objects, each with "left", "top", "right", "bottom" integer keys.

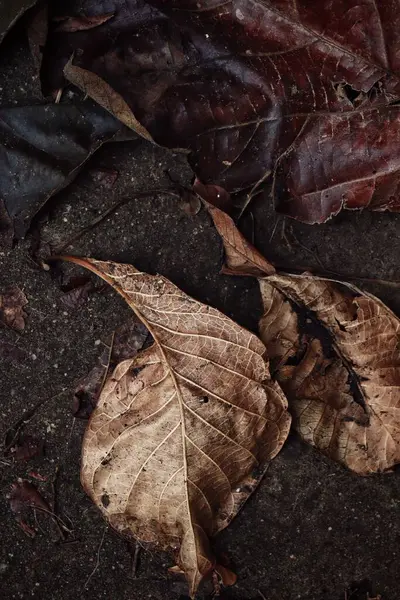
[
  {"left": 0, "top": 101, "right": 121, "bottom": 242},
  {"left": 0, "top": 0, "right": 38, "bottom": 44},
  {"left": 259, "top": 275, "right": 400, "bottom": 475},
  {"left": 0, "top": 285, "right": 28, "bottom": 331},
  {"left": 64, "top": 256, "right": 290, "bottom": 597},
  {"left": 209, "top": 209, "right": 400, "bottom": 474},
  {"left": 73, "top": 316, "right": 148, "bottom": 419},
  {"left": 42, "top": 0, "right": 400, "bottom": 222}
]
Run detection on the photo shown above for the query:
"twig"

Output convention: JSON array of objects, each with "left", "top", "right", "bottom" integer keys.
[
  {"left": 258, "top": 590, "right": 267, "bottom": 600},
  {"left": 3, "top": 390, "right": 67, "bottom": 454},
  {"left": 53, "top": 189, "right": 179, "bottom": 253},
  {"left": 269, "top": 215, "right": 281, "bottom": 243},
  {"left": 84, "top": 526, "right": 107, "bottom": 589},
  {"left": 131, "top": 540, "right": 141, "bottom": 578},
  {"left": 54, "top": 89, "right": 63, "bottom": 104}
]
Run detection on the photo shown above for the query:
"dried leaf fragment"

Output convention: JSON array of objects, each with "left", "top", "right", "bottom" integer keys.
[
  {"left": 54, "top": 13, "right": 114, "bottom": 33},
  {"left": 0, "top": 285, "right": 28, "bottom": 331},
  {"left": 8, "top": 479, "right": 50, "bottom": 536},
  {"left": 206, "top": 205, "right": 275, "bottom": 277},
  {"left": 259, "top": 274, "right": 400, "bottom": 475},
  {"left": 208, "top": 213, "right": 400, "bottom": 474},
  {"left": 64, "top": 256, "right": 290, "bottom": 597}
]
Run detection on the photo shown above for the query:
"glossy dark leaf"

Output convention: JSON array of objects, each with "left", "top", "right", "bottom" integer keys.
[
  {"left": 0, "top": 101, "right": 121, "bottom": 243},
  {"left": 42, "top": 0, "right": 400, "bottom": 223}
]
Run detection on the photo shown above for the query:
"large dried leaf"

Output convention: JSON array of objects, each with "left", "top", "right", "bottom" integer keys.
[
  {"left": 65, "top": 256, "right": 290, "bottom": 597},
  {"left": 42, "top": 0, "right": 400, "bottom": 222},
  {"left": 259, "top": 274, "right": 400, "bottom": 474},
  {"left": 0, "top": 102, "right": 121, "bottom": 241},
  {"left": 209, "top": 208, "right": 400, "bottom": 474}
]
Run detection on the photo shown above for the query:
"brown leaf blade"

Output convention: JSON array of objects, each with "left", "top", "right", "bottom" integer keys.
[
  {"left": 65, "top": 257, "right": 290, "bottom": 596},
  {"left": 206, "top": 205, "right": 275, "bottom": 277},
  {"left": 259, "top": 274, "right": 400, "bottom": 475},
  {"left": 0, "top": 285, "right": 28, "bottom": 331}
]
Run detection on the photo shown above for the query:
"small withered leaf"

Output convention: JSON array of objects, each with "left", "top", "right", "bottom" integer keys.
[{"left": 0, "top": 285, "right": 28, "bottom": 332}]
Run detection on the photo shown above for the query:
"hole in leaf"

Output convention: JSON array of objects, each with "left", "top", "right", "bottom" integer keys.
[{"left": 101, "top": 493, "right": 110, "bottom": 508}]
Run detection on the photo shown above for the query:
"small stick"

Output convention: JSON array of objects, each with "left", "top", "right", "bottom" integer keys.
[
  {"left": 53, "top": 189, "right": 179, "bottom": 254},
  {"left": 84, "top": 526, "right": 107, "bottom": 589},
  {"left": 131, "top": 540, "right": 141, "bottom": 578}
]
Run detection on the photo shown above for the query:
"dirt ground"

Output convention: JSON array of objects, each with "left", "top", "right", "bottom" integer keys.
[{"left": 1, "top": 22, "right": 400, "bottom": 600}]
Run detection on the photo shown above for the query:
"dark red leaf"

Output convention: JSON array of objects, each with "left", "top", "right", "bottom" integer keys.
[
  {"left": 42, "top": 0, "right": 400, "bottom": 223},
  {"left": 12, "top": 435, "right": 44, "bottom": 461},
  {"left": 193, "top": 179, "right": 232, "bottom": 213},
  {"left": 60, "top": 275, "right": 94, "bottom": 310},
  {"left": 9, "top": 480, "right": 50, "bottom": 516}
]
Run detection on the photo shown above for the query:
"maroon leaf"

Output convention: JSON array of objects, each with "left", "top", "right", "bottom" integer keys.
[
  {"left": 193, "top": 179, "right": 232, "bottom": 213},
  {"left": 8, "top": 480, "right": 51, "bottom": 536},
  {"left": 42, "top": 0, "right": 400, "bottom": 223},
  {"left": 60, "top": 275, "right": 94, "bottom": 310},
  {"left": 9, "top": 480, "right": 50, "bottom": 515},
  {"left": 0, "top": 285, "right": 28, "bottom": 332},
  {"left": 12, "top": 436, "right": 44, "bottom": 462}
]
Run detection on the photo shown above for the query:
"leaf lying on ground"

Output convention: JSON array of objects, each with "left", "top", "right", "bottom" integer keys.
[
  {"left": 206, "top": 205, "right": 275, "bottom": 277},
  {"left": 11, "top": 435, "right": 44, "bottom": 461},
  {"left": 0, "top": 101, "right": 121, "bottom": 244},
  {"left": 63, "top": 255, "right": 290, "bottom": 597},
  {"left": 60, "top": 275, "right": 94, "bottom": 311},
  {"left": 73, "top": 316, "right": 148, "bottom": 419},
  {"left": 0, "top": 285, "right": 28, "bottom": 331},
  {"left": 0, "top": 0, "right": 38, "bottom": 44},
  {"left": 42, "top": 0, "right": 400, "bottom": 222},
  {"left": 209, "top": 211, "right": 400, "bottom": 475},
  {"left": 260, "top": 274, "right": 400, "bottom": 475},
  {"left": 8, "top": 480, "right": 50, "bottom": 537}
]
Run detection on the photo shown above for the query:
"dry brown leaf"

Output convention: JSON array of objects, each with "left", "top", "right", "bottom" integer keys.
[
  {"left": 260, "top": 275, "right": 400, "bottom": 475},
  {"left": 206, "top": 205, "right": 275, "bottom": 278},
  {"left": 64, "top": 59, "right": 153, "bottom": 142},
  {"left": 208, "top": 211, "right": 400, "bottom": 475},
  {"left": 0, "top": 285, "right": 28, "bottom": 331},
  {"left": 63, "top": 256, "right": 290, "bottom": 597}
]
